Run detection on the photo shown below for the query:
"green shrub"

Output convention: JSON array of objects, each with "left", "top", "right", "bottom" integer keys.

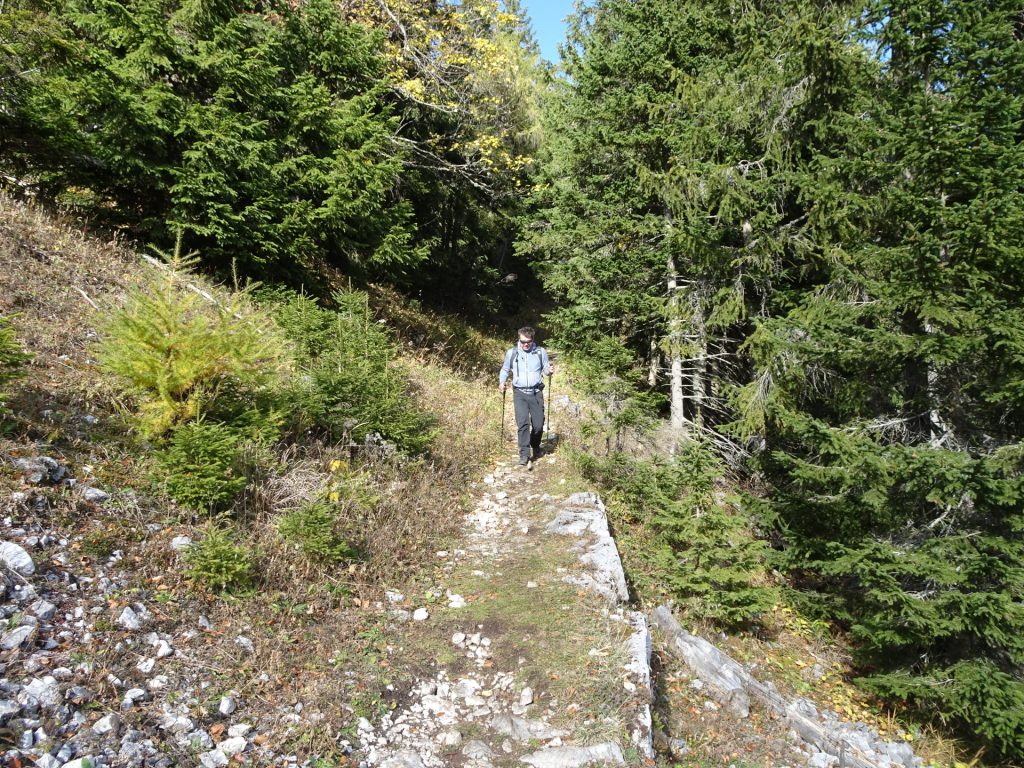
[
  {"left": 266, "top": 289, "right": 435, "bottom": 453},
  {"left": 578, "top": 444, "right": 775, "bottom": 627},
  {"left": 97, "top": 257, "right": 291, "bottom": 438},
  {"left": 278, "top": 500, "right": 356, "bottom": 563},
  {"left": 157, "top": 420, "right": 247, "bottom": 514},
  {"left": 0, "top": 315, "right": 29, "bottom": 416},
  {"left": 186, "top": 526, "right": 253, "bottom": 592}
]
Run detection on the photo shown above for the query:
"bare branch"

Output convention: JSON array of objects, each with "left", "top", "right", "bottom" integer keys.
[{"left": 73, "top": 286, "right": 99, "bottom": 310}]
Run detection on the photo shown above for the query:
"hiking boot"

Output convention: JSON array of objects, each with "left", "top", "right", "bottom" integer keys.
[
  {"left": 531, "top": 447, "right": 543, "bottom": 461},
  {"left": 518, "top": 455, "right": 530, "bottom": 466}
]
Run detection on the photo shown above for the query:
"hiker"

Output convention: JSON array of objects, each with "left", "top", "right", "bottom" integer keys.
[{"left": 498, "top": 326, "right": 554, "bottom": 466}]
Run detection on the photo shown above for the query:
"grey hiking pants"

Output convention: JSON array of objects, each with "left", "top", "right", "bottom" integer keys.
[{"left": 513, "top": 388, "right": 544, "bottom": 460}]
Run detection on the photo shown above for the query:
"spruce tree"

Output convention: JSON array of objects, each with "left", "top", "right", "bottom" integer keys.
[
  {"left": 521, "top": 0, "right": 863, "bottom": 434},
  {"left": 1, "top": 0, "right": 417, "bottom": 280},
  {"left": 742, "top": 1, "right": 1024, "bottom": 757},
  {"left": 520, "top": 0, "right": 697, "bottom": 417}
]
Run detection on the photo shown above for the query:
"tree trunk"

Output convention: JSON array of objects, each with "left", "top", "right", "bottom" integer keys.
[
  {"left": 924, "top": 320, "right": 951, "bottom": 447},
  {"left": 690, "top": 297, "right": 706, "bottom": 428},
  {"left": 667, "top": 254, "right": 687, "bottom": 436},
  {"left": 648, "top": 336, "right": 659, "bottom": 387}
]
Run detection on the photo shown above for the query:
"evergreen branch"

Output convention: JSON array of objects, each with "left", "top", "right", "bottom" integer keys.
[
  {"left": 738, "top": 213, "right": 809, "bottom": 252},
  {"left": 139, "top": 254, "right": 247, "bottom": 324}
]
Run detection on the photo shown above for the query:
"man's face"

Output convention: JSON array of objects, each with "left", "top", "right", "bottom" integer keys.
[{"left": 518, "top": 337, "right": 533, "bottom": 349}]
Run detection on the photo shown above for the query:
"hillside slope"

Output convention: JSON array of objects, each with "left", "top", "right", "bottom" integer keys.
[
  {"left": 0, "top": 197, "right": 935, "bottom": 768},
  {"left": 0, "top": 196, "right": 656, "bottom": 767}
]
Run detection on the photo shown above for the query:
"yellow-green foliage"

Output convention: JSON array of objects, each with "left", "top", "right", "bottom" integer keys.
[
  {"left": 97, "top": 260, "right": 292, "bottom": 437},
  {"left": 0, "top": 315, "right": 29, "bottom": 416},
  {"left": 186, "top": 526, "right": 254, "bottom": 592}
]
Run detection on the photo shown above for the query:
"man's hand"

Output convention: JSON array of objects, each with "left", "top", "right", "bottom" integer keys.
[{"left": 499, "top": 383, "right": 506, "bottom": 393}]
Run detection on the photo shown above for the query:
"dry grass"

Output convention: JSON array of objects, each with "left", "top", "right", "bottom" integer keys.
[
  {"left": 368, "top": 283, "right": 506, "bottom": 381},
  {"left": 0, "top": 194, "right": 138, "bottom": 428}
]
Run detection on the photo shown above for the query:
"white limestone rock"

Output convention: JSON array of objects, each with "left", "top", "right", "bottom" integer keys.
[
  {"left": 379, "top": 751, "right": 427, "bottom": 768},
  {"left": 117, "top": 606, "right": 145, "bottom": 630},
  {"left": 437, "top": 730, "right": 462, "bottom": 747},
  {"left": 217, "top": 735, "right": 248, "bottom": 756},
  {"left": 520, "top": 742, "right": 625, "bottom": 767},
  {"left": 0, "top": 541, "right": 35, "bottom": 576},
  {"left": 31, "top": 599, "right": 57, "bottom": 620},
  {"left": 92, "top": 712, "right": 122, "bottom": 736},
  {"left": 21, "top": 676, "right": 60, "bottom": 709},
  {"left": 1, "top": 625, "right": 34, "bottom": 650},
  {"left": 463, "top": 740, "right": 494, "bottom": 760},
  {"left": 200, "top": 748, "right": 229, "bottom": 767},
  {"left": 82, "top": 487, "right": 110, "bottom": 503},
  {"left": 154, "top": 638, "right": 173, "bottom": 658},
  {"left": 490, "top": 714, "right": 566, "bottom": 742}
]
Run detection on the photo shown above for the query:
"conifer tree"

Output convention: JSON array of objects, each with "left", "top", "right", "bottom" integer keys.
[
  {"left": 1, "top": 0, "right": 416, "bottom": 279},
  {"left": 525, "top": 0, "right": 1024, "bottom": 754},
  {"left": 742, "top": 1, "right": 1024, "bottom": 756},
  {"left": 521, "top": 0, "right": 861, "bottom": 433},
  {"left": 521, "top": 0, "right": 695, "bottom": 418}
]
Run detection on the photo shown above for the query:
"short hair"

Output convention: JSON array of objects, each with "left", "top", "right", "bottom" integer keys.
[{"left": 517, "top": 326, "right": 535, "bottom": 339}]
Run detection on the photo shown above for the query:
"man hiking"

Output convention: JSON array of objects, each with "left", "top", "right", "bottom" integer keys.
[{"left": 499, "top": 326, "right": 554, "bottom": 466}]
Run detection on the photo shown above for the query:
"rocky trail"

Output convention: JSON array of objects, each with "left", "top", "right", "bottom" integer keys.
[
  {"left": 358, "top": 453, "right": 654, "bottom": 768},
  {"left": 352, "top": 447, "right": 929, "bottom": 768}
]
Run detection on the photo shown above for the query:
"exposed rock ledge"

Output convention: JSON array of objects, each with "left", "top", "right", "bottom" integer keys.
[
  {"left": 651, "top": 605, "right": 921, "bottom": 768},
  {"left": 547, "top": 492, "right": 654, "bottom": 762}
]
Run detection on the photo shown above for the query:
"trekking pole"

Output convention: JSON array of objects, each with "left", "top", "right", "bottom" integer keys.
[
  {"left": 545, "top": 372, "right": 553, "bottom": 441},
  {"left": 500, "top": 386, "right": 507, "bottom": 444}
]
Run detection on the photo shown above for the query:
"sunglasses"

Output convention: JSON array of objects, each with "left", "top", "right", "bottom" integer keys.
[{"left": 518, "top": 339, "right": 533, "bottom": 345}]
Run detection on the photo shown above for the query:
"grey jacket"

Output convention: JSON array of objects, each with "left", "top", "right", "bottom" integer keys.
[{"left": 499, "top": 345, "right": 551, "bottom": 389}]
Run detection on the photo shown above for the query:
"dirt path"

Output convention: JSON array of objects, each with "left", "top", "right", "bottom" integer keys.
[{"left": 358, "top": 454, "right": 653, "bottom": 768}]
